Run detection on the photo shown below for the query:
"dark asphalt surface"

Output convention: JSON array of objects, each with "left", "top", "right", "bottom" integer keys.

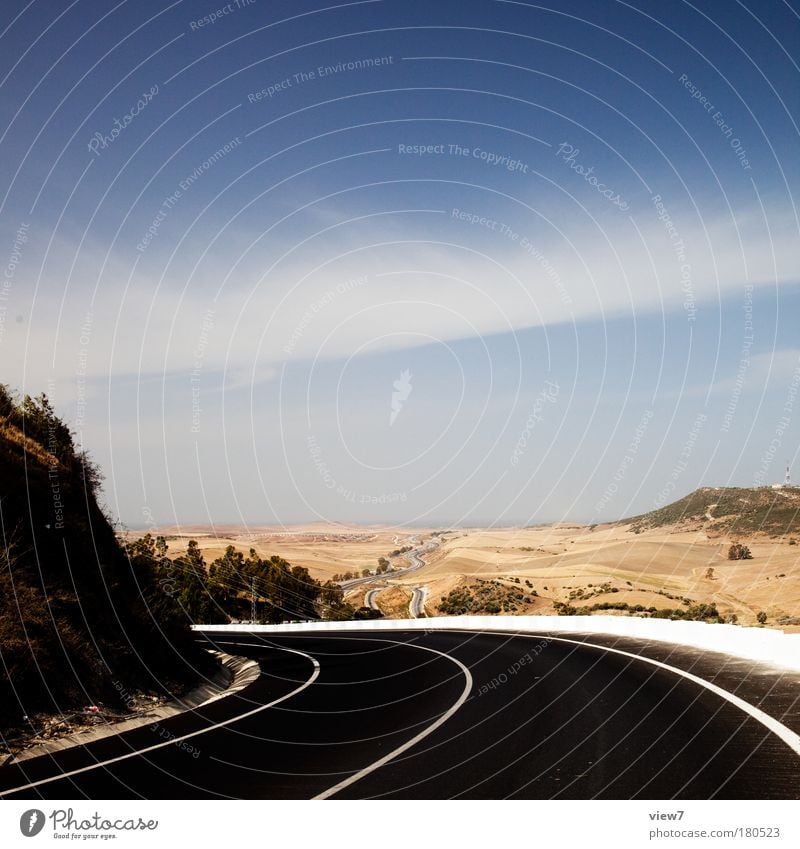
[{"left": 2, "top": 629, "right": 799, "bottom": 800}]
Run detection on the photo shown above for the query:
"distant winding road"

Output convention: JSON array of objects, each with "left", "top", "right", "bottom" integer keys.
[
  {"left": 340, "top": 538, "right": 438, "bottom": 590},
  {"left": 409, "top": 587, "right": 426, "bottom": 618},
  {"left": 2, "top": 628, "right": 799, "bottom": 800}
]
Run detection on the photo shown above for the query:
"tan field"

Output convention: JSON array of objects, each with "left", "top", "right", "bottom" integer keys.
[
  {"left": 363, "top": 585, "right": 413, "bottom": 619},
  {"left": 125, "top": 524, "right": 432, "bottom": 583},
  {"left": 130, "top": 520, "right": 800, "bottom": 629},
  {"left": 386, "top": 524, "right": 800, "bottom": 627}
]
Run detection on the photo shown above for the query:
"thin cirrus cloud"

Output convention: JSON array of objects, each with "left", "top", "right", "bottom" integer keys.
[{"left": 5, "top": 193, "right": 795, "bottom": 401}]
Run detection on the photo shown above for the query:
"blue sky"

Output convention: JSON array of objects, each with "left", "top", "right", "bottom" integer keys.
[{"left": 1, "top": 0, "right": 798, "bottom": 527}]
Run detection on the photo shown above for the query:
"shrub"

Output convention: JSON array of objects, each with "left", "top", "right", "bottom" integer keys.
[
  {"left": 728, "top": 543, "right": 753, "bottom": 560},
  {"left": 757, "top": 611, "right": 767, "bottom": 625},
  {"left": 353, "top": 606, "right": 383, "bottom": 620}
]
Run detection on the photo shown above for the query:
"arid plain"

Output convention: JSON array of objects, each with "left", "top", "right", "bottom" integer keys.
[{"left": 138, "top": 491, "right": 800, "bottom": 630}]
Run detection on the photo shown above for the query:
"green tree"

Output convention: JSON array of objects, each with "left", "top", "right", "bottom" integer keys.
[
  {"left": 317, "top": 581, "right": 355, "bottom": 620},
  {"left": 208, "top": 545, "right": 246, "bottom": 608},
  {"left": 124, "top": 534, "right": 195, "bottom": 634},
  {"left": 21, "top": 393, "right": 74, "bottom": 460},
  {"left": 173, "top": 540, "right": 225, "bottom": 623}
]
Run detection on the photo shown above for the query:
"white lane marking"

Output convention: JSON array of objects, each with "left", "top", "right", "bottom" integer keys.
[
  {"left": 313, "top": 638, "right": 473, "bottom": 800},
  {"left": 455, "top": 628, "right": 800, "bottom": 758},
  {"left": 0, "top": 646, "right": 319, "bottom": 797}
]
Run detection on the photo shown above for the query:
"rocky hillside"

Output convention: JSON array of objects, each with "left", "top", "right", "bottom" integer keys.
[
  {"left": 625, "top": 486, "right": 800, "bottom": 537},
  {"left": 0, "top": 386, "right": 211, "bottom": 731}
]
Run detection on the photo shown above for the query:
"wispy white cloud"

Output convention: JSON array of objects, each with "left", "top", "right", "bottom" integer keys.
[{"left": 3, "top": 198, "right": 797, "bottom": 402}]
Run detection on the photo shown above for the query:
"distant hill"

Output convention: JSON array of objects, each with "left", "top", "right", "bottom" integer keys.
[
  {"left": 624, "top": 486, "right": 800, "bottom": 537},
  {"left": 0, "top": 386, "right": 210, "bottom": 730}
]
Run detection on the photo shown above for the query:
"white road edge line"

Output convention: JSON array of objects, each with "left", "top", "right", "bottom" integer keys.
[
  {"left": 312, "top": 637, "right": 473, "bottom": 800},
  {"left": 0, "top": 645, "right": 320, "bottom": 798},
  {"left": 463, "top": 629, "right": 800, "bottom": 758}
]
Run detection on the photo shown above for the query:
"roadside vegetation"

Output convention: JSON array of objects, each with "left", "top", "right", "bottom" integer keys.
[
  {"left": 125, "top": 536, "right": 355, "bottom": 624},
  {"left": 0, "top": 384, "right": 372, "bottom": 733},
  {"left": 438, "top": 579, "right": 538, "bottom": 615},
  {"left": 0, "top": 386, "right": 213, "bottom": 730},
  {"left": 553, "top": 600, "right": 733, "bottom": 622}
]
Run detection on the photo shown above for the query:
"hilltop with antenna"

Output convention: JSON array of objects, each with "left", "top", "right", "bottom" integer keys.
[
  {"left": 770, "top": 461, "right": 794, "bottom": 490},
  {"left": 624, "top": 485, "right": 800, "bottom": 537}
]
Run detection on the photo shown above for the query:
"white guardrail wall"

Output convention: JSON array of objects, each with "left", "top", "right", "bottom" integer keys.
[{"left": 193, "top": 615, "right": 800, "bottom": 672}]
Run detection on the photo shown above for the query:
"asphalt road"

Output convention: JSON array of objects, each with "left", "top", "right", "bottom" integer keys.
[
  {"left": 340, "top": 540, "right": 437, "bottom": 590},
  {"left": 409, "top": 587, "right": 426, "bottom": 618},
  {"left": 364, "top": 589, "right": 380, "bottom": 610},
  {"left": 2, "top": 629, "right": 799, "bottom": 800}
]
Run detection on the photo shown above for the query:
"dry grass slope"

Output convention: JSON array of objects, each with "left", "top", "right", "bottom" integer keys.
[{"left": 626, "top": 486, "right": 800, "bottom": 537}]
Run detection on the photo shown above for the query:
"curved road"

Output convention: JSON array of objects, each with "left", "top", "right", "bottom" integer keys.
[
  {"left": 1, "top": 629, "right": 799, "bottom": 799},
  {"left": 409, "top": 587, "right": 426, "bottom": 618},
  {"left": 340, "top": 539, "right": 438, "bottom": 590}
]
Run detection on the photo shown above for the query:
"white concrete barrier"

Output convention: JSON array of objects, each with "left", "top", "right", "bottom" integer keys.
[{"left": 193, "top": 615, "right": 800, "bottom": 672}]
